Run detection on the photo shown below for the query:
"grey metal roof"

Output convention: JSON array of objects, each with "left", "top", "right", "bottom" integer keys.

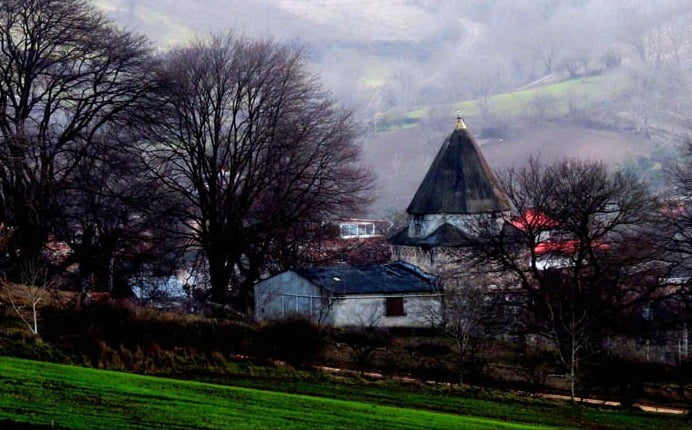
[
  {"left": 406, "top": 127, "right": 510, "bottom": 215},
  {"left": 293, "top": 261, "right": 440, "bottom": 295},
  {"left": 389, "top": 218, "right": 521, "bottom": 248},
  {"left": 388, "top": 223, "right": 471, "bottom": 247}
]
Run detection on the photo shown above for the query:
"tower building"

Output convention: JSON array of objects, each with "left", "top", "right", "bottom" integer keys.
[{"left": 389, "top": 118, "right": 510, "bottom": 273}]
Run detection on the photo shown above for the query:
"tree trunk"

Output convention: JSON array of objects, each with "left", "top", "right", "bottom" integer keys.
[
  {"left": 570, "top": 336, "right": 577, "bottom": 401},
  {"left": 31, "top": 300, "right": 39, "bottom": 336},
  {"left": 9, "top": 213, "right": 48, "bottom": 284},
  {"left": 209, "top": 267, "right": 229, "bottom": 304},
  {"left": 205, "top": 227, "right": 239, "bottom": 305}
]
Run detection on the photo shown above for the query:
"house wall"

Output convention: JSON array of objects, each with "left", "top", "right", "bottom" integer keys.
[
  {"left": 254, "top": 271, "right": 333, "bottom": 325},
  {"left": 254, "top": 271, "right": 442, "bottom": 328},
  {"left": 332, "top": 294, "right": 441, "bottom": 328}
]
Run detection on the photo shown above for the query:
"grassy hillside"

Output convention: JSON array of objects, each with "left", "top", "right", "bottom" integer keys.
[
  {"left": 0, "top": 356, "right": 555, "bottom": 430},
  {"left": 373, "top": 72, "right": 623, "bottom": 132},
  {"left": 0, "top": 356, "right": 689, "bottom": 429}
]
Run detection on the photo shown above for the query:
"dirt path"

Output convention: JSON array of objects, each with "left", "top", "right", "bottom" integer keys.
[
  {"left": 316, "top": 365, "right": 688, "bottom": 415},
  {"left": 535, "top": 392, "right": 686, "bottom": 415}
]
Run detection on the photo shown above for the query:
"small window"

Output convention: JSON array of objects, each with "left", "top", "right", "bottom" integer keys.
[
  {"left": 385, "top": 297, "right": 405, "bottom": 317},
  {"left": 340, "top": 222, "right": 376, "bottom": 238},
  {"left": 357, "top": 223, "right": 374, "bottom": 236},
  {"left": 341, "top": 223, "right": 358, "bottom": 237}
]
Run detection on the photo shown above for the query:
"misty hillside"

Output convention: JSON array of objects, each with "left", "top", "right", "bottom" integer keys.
[
  {"left": 97, "top": 0, "right": 692, "bottom": 214},
  {"left": 95, "top": 0, "right": 473, "bottom": 104},
  {"left": 97, "top": 0, "right": 444, "bottom": 42}
]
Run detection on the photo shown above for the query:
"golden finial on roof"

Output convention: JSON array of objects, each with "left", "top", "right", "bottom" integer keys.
[{"left": 455, "top": 110, "right": 467, "bottom": 129}]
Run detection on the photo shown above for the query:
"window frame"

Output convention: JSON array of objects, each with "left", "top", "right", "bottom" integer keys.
[
  {"left": 385, "top": 296, "right": 406, "bottom": 317},
  {"left": 340, "top": 222, "right": 377, "bottom": 238}
]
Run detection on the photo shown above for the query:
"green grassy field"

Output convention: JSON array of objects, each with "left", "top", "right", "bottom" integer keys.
[
  {"left": 374, "top": 72, "right": 623, "bottom": 133},
  {"left": 169, "top": 364, "right": 690, "bottom": 430},
  {"left": 0, "top": 356, "right": 556, "bottom": 430}
]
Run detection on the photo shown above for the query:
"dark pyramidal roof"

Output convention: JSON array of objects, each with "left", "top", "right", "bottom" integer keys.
[
  {"left": 293, "top": 261, "right": 439, "bottom": 295},
  {"left": 407, "top": 124, "right": 510, "bottom": 215}
]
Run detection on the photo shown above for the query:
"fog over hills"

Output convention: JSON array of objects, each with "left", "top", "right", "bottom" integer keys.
[
  {"left": 95, "top": 0, "right": 469, "bottom": 104},
  {"left": 96, "top": 0, "right": 692, "bottom": 215},
  {"left": 95, "top": 0, "right": 443, "bottom": 43}
]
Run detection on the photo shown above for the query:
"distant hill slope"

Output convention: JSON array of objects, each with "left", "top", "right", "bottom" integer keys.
[
  {"left": 95, "top": 0, "right": 446, "bottom": 44},
  {"left": 93, "top": 0, "right": 689, "bottom": 216},
  {"left": 95, "top": 0, "right": 476, "bottom": 107}
]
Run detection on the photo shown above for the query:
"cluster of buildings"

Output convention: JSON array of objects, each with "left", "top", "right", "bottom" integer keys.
[{"left": 254, "top": 117, "right": 512, "bottom": 327}]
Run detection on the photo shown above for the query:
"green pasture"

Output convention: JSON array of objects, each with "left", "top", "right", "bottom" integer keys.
[
  {"left": 375, "top": 73, "right": 623, "bottom": 132},
  {"left": 0, "top": 356, "right": 552, "bottom": 430},
  {"left": 480, "top": 75, "right": 614, "bottom": 117},
  {"left": 180, "top": 365, "right": 689, "bottom": 430},
  {"left": 0, "top": 356, "right": 689, "bottom": 429}
]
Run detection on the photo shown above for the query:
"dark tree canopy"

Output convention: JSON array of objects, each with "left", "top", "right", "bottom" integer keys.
[
  {"left": 653, "top": 140, "right": 692, "bottom": 330},
  {"left": 468, "top": 157, "right": 663, "bottom": 398},
  {"left": 0, "top": 0, "right": 154, "bottom": 279},
  {"left": 56, "top": 128, "right": 179, "bottom": 296},
  {"left": 664, "top": 140, "right": 692, "bottom": 275},
  {"left": 148, "top": 34, "right": 372, "bottom": 310}
]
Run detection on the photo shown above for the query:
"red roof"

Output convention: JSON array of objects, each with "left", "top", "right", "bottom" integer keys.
[
  {"left": 510, "top": 209, "right": 612, "bottom": 257},
  {"left": 511, "top": 209, "right": 559, "bottom": 231},
  {"left": 534, "top": 239, "right": 609, "bottom": 256}
]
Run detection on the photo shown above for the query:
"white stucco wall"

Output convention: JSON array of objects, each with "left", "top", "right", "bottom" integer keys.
[
  {"left": 332, "top": 294, "right": 441, "bottom": 328},
  {"left": 254, "top": 271, "right": 333, "bottom": 325}
]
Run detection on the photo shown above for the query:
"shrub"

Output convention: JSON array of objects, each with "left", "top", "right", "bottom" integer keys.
[
  {"left": 259, "top": 317, "right": 323, "bottom": 368},
  {"left": 512, "top": 343, "right": 555, "bottom": 395},
  {"left": 338, "top": 327, "right": 390, "bottom": 375},
  {"left": 402, "top": 340, "right": 455, "bottom": 381},
  {"left": 583, "top": 356, "right": 664, "bottom": 409}
]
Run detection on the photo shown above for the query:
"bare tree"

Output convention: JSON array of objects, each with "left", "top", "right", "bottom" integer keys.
[
  {"left": 56, "top": 129, "right": 179, "bottom": 298},
  {"left": 614, "top": 0, "right": 692, "bottom": 65},
  {"left": 147, "top": 34, "right": 372, "bottom": 311},
  {"left": 459, "top": 53, "right": 511, "bottom": 122},
  {"left": 525, "top": 91, "right": 557, "bottom": 121},
  {"left": 662, "top": 12, "right": 692, "bottom": 67},
  {"left": 339, "top": 327, "right": 390, "bottom": 376},
  {"left": 435, "top": 272, "right": 518, "bottom": 385},
  {"left": 0, "top": 0, "right": 154, "bottom": 281},
  {"left": 662, "top": 140, "right": 692, "bottom": 282},
  {"left": 0, "top": 262, "right": 53, "bottom": 336},
  {"left": 532, "top": 33, "right": 559, "bottom": 76},
  {"left": 469, "top": 157, "right": 663, "bottom": 399}
]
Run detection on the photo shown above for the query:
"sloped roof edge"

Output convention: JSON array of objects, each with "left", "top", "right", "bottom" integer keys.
[
  {"left": 407, "top": 127, "right": 510, "bottom": 215},
  {"left": 292, "top": 261, "right": 440, "bottom": 295},
  {"left": 389, "top": 223, "right": 471, "bottom": 247}
]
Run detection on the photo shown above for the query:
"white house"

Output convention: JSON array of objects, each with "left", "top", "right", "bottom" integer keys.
[{"left": 254, "top": 261, "right": 442, "bottom": 327}]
